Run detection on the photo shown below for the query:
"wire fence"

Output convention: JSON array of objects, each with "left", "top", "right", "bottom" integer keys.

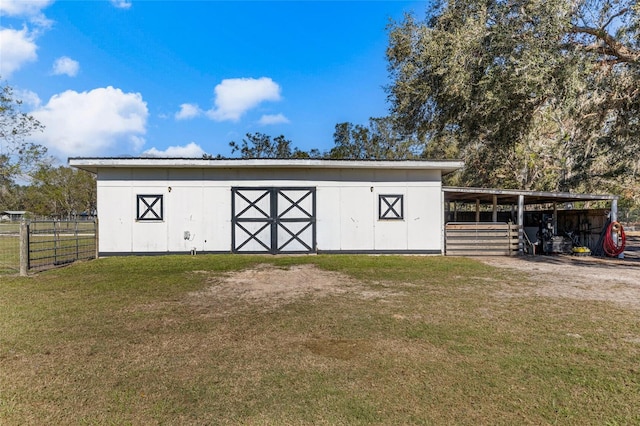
[
  {"left": 0, "top": 223, "right": 20, "bottom": 274},
  {"left": 0, "top": 220, "right": 97, "bottom": 275}
]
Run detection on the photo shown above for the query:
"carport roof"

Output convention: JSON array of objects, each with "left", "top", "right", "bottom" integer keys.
[{"left": 443, "top": 186, "right": 618, "bottom": 205}]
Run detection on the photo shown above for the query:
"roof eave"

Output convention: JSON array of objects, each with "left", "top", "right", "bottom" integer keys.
[
  {"left": 68, "top": 157, "right": 464, "bottom": 174},
  {"left": 443, "top": 186, "right": 618, "bottom": 204}
]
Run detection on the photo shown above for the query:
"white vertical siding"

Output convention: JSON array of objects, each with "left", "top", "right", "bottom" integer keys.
[
  {"left": 95, "top": 166, "right": 445, "bottom": 254},
  {"left": 374, "top": 188, "right": 408, "bottom": 251},
  {"left": 315, "top": 187, "right": 341, "bottom": 250},
  {"left": 202, "top": 187, "right": 231, "bottom": 252},
  {"left": 166, "top": 185, "right": 203, "bottom": 252},
  {"left": 338, "top": 186, "right": 375, "bottom": 251},
  {"left": 96, "top": 179, "right": 133, "bottom": 253},
  {"left": 407, "top": 185, "right": 442, "bottom": 250}
]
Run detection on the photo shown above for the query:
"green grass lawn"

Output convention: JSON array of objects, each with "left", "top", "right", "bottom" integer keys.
[{"left": 1, "top": 255, "right": 638, "bottom": 424}]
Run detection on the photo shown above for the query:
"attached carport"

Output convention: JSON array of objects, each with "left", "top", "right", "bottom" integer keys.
[{"left": 442, "top": 186, "right": 619, "bottom": 256}]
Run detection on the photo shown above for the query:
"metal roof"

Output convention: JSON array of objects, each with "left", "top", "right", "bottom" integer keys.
[
  {"left": 443, "top": 186, "right": 618, "bottom": 205},
  {"left": 68, "top": 157, "right": 464, "bottom": 175}
]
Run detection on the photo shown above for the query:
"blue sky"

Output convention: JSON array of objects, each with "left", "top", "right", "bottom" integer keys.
[{"left": 1, "top": 0, "right": 427, "bottom": 162}]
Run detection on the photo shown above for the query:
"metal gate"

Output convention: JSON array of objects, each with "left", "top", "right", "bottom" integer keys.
[{"left": 231, "top": 187, "right": 316, "bottom": 254}]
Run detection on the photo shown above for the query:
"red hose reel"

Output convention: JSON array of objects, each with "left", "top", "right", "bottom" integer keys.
[{"left": 603, "top": 221, "right": 626, "bottom": 257}]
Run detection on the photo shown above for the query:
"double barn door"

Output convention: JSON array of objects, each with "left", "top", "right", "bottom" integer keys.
[{"left": 231, "top": 187, "right": 316, "bottom": 254}]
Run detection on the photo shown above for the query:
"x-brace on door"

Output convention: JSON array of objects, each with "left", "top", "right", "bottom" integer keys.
[{"left": 231, "top": 187, "right": 316, "bottom": 254}]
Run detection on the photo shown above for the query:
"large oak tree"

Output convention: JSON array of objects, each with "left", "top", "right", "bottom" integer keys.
[{"left": 387, "top": 0, "right": 639, "bottom": 202}]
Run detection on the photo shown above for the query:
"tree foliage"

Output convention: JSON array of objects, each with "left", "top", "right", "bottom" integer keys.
[
  {"left": 226, "top": 119, "right": 421, "bottom": 162},
  {"left": 0, "top": 81, "right": 48, "bottom": 209},
  {"left": 387, "top": 0, "right": 640, "bottom": 200},
  {"left": 328, "top": 117, "right": 420, "bottom": 160},
  {"left": 0, "top": 81, "right": 47, "bottom": 184},
  {"left": 229, "top": 133, "right": 320, "bottom": 159},
  {"left": 25, "top": 166, "right": 96, "bottom": 218}
]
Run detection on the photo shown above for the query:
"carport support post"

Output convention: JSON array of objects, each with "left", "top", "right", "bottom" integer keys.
[
  {"left": 475, "top": 199, "right": 480, "bottom": 222},
  {"left": 492, "top": 195, "right": 498, "bottom": 222},
  {"left": 553, "top": 202, "right": 558, "bottom": 236},
  {"left": 517, "top": 194, "right": 524, "bottom": 254}
]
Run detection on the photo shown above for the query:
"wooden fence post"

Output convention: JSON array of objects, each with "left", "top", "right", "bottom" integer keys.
[{"left": 19, "top": 221, "right": 29, "bottom": 276}]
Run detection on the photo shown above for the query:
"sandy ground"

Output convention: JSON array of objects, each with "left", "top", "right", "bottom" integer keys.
[
  {"left": 187, "top": 233, "right": 640, "bottom": 313},
  {"left": 188, "top": 264, "right": 404, "bottom": 314},
  {"left": 478, "top": 232, "right": 640, "bottom": 309},
  {"left": 189, "top": 244, "right": 640, "bottom": 317},
  {"left": 477, "top": 254, "right": 640, "bottom": 309}
]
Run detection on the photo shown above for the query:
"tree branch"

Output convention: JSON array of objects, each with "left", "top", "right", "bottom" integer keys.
[
  {"left": 571, "top": 24, "right": 640, "bottom": 63},
  {"left": 602, "top": 8, "right": 628, "bottom": 31}
]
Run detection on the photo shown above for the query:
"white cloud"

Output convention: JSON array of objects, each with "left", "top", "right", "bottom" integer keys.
[
  {"left": 14, "top": 89, "right": 42, "bottom": 109},
  {"left": 111, "top": 0, "right": 132, "bottom": 9},
  {"left": 0, "top": 0, "right": 53, "bottom": 16},
  {"left": 206, "top": 77, "right": 281, "bottom": 122},
  {"left": 258, "top": 113, "right": 290, "bottom": 125},
  {"left": 128, "top": 135, "right": 145, "bottom": 152},
  {"left": 142, "top": 142, "right": 205, "bottom": 158},
  {"left": 30, "top": 87, "right": 148, "bottom": 158},
  {"left": 0, "top": 0, "right": 53, "bottom": 25},
  {"left": 0, "top": 27, "right": 38, "bottom": 78},
  {"left": 52, "top": 56, "right": 79, "bottom": 77},
  {"left": 175, "top": 103, "right": 201, "bottom": 120},
  {"left": 0, "top": 0, "right": 53, "bottom": 78}
]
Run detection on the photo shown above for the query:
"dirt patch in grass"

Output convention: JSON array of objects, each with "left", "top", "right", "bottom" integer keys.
[
  {"left": 187, "top": 263, "right": 404, "bottom": 313},
  {"left": 479, "top": 255, "right": 640, "bottom": 309}
]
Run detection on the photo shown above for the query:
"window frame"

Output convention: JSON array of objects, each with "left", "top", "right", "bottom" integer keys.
[
  {"left": 378, "top": 194, "right": 404, "bottom": 220},
  {"left": 136, "top": 194, "right": 164, "bottom": 221}
]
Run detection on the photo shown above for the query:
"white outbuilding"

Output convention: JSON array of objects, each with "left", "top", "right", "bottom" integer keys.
[{"left": 69, "top": 158, "right": 463, "bottom": 256}]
